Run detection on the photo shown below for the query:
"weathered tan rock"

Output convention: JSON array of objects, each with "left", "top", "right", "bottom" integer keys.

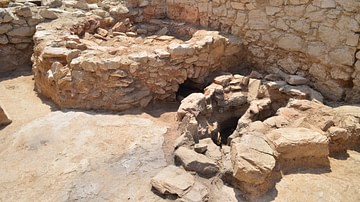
[
  {"left": 286, "top": 75, "right": 308, "bottom": 85},
  {"left": 181, "top": 181, "right": 209, "bottom": 202},
  {"left": 15, "top": 6, "right": 32, "bottom": 17},
  {"left": 0, "top": 24, "right": 12, "bottom": 34},
  {"left": 266, "top": 127, "right": 329, "bottom": 170},
  {"left": 151, "top": 165, "right": 195, "bottom": 197},
  {"left": 230, "top": 132, "right": 277, "bottom": 196},
  {"left": 42, "top": 0, "right": 62, "bottom": 8},
  {"left": 199, "top": 138, "right": 222, "bottom": 162},
  {"left": 175, "top": 147, "right": 219, "bottom": 178},
  {"left": 39, "top": 9, "right": 58, "bottom": 19},
  {"left": 0, "top": 34, "right": 8, "bottom": 44},
  {"left": 0, "top": 105, "right": 11, "bottom": 126},
  {"left": 7, "top": 26, "right": 36, "bottom": 37},
  {"left": 177, "top": 93, "right": 206, "bottom": 120}
]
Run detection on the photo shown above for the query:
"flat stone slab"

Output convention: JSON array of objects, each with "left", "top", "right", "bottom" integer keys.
[
  {"left": 266, "top": 127, "right": 329, "bottom": 159},
  {"left": 151, "top": 165, "right": 195, "bottom": 197},
  {"left": 175, "top": 146, "right": 219, "bottom": 178}
]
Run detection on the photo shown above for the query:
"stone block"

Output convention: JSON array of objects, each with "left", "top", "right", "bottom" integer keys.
[
  {"left": 230, "top": 132, "right": 277, "bottom": 196},
  {"left": 151, "top": 165, "right": 195, "bottom": 197},
  {"left": 7, "top": 26, "right": 36, "bottom": 37},
  {"left": 0, "top": 34, "right": 8, "bottom": 44},
  {"left": 266, "top": 127, "right": 329, "bottom": 170},
  {"left": 175, "top": 146, "right": 219, "bottom": 178},
  {"left": 0, "top": 24, "right": 12, "bottom": 34},
  {"left": 0, "top": 105, "right": 11, "bottom": 126}
]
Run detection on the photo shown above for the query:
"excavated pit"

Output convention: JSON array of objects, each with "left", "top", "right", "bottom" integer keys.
[{"left": 175, "top": 73, "right": 360, "bottom": 198}]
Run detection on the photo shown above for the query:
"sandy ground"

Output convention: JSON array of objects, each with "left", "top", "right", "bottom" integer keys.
[{"left": 1, "top": 70, "right": 360, "bottom": 202}]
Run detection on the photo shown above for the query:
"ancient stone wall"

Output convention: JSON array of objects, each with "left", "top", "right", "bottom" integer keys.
[
  {"left": 0, "top": 4, "right": 44, "bottom": 73},
  {"left": 32, "top": 15, "right": 244, "bottom": 110},
  {"left": 165, "top": 0, "right": 360, "bottom": 102}
]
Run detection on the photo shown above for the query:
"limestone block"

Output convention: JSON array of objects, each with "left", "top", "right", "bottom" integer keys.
[
  {"left": 318, "top": 25, "right": 341, "bottom": 48},
  {"left": 0, "top": 24, "right": 12, "bottom": 34},
  {"left": 327, "top": 127, "right": 349, "bottom": 141},
  {"left": 284, "top": 5, "right": 305, "bottom": 17},
  {"left": 15, "top": 6, "right": 32, "bottom": 17},
  {"left": 73, "top": 0, "right": 90, "bottom": 10},
  {"left": 234, "top": 12, "right": 246, "bottom": 26},
  {"left": 346, "top": 32, "right": 359, "bottom": 47},
  {"left": 8, "top": 36, "right": 32, "bottom": 44},
  {"left": 168, "top": 43, "right": 195, "bottom": 57},
  {"left": 0, "top": 34, "right": 8, "bottom": 44},
  {"left": 247, "top": 78, "right": 261, "bottom": 101},
  {"left": 265, "top": 6, "right": 282, "bottom": 15},
  {"left": 269, "top": 0, "right": 284, "bottom": 6},
  {"left": 314, "top": 80, "right": 344, "bottom": 101},
  {"left": 198, "top": 138, "right": 222, "bottom": 162},
  {"left": 313, "top": 0, "right": 336, "bottom": 8},
  {"left": 175, "top": 146, "right": 220, "bottom": 178},
  {"left": 1, "top": 9, "right": 13, "bottom": 23},
  {"left": 42, "top": 47, "right": 73, "bottom": 59},
  {"left": 151, "top": 165, "right": 195, "bottom": 197},
  {"left": 177, "top": 93, "right": 206, "bottom": 120},
  {"left": 248, "top": 10, "right": 269, "bottom": 30},
  {"left": 7, "top": 26, "right": 36, "bottom": 37},
  {"left": 309, "top": 63, "right": 328, "bottom": 81},
  {"left": 307, "top": 42, "right": 327, "bottom": 58},
  {"left": 330, "top": 66, "right": 352, "bottom": 81},
  {"left": 286, "top": 75, "right": 308, "bottom": 85},
  {"left": 289, "top": 0, "right": 309, "bottom": 5},
  {"left": 212, "top": 5, "right": 227, "bottom": 17},
  {"left": 27, "top": 16, "right": 45, "bottom": 26},
  {"left": 181, "top": 181, "right": 209, "bottom": 202},
  {"left": 336, "top": 15, "right": 359, "bottom": 33},
  {"left": 277, "top": 57, "right": 299, "bottom": 74},
  {"left": 277, "top": 34, "right": 304, "bottom": 52},
  {"left": 230, "top": 132, "right": 276, "bottom": 195},
  {"left": 0, "top": 105, "right": 11, "bottom": 126},
  {"left": 214, "top": 74, "right": 233, "bottom": 86},
  {"left": 266, "top": 127, "right": 329, "bottom": 160},
  {"left": 329, "top": 47, "right": 356, "bottom": 67},
  {"left": 279, "top": 85, "right": 324, "bottom": 102},
  {"left": 42, "top": 0, "right": 62, "bottom": 7},
  {"left": 39, "top": 9, "right": 58, "bottom": 19},
  {"left": 231, "top": 2, "right": 245, "bottom": 10}
]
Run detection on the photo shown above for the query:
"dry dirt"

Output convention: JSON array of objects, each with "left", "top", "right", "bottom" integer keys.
[{"left": 1, "top": 69, "right": 360, "bottom": 201}]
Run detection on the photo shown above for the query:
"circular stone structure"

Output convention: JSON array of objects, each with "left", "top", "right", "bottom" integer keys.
[{"left": 32, "top": 14, "right": 244, "bottom": 110}]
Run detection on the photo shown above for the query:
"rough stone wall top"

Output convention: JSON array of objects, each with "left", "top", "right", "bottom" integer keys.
[
  {"left": 0, "top": 4, "right": 43, "bottom": 72},
  {"left": 165, "top": 0, "right": 360, "bottom": 102}
]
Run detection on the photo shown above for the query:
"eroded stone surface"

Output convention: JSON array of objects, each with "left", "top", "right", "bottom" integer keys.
[
  {"left": 175, "top": 146, "right": 219, "bottom": 178},
  {"left": 230, "top": 132, "right": 277, "bottom": 196},
  {"left": 151, "top": 165, "right": 195, "bottom": 197},
  {"left": 0, "top": 104, "right": 11, "bottom": 126}
]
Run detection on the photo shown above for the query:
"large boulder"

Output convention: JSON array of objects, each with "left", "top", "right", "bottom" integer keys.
[
  {"left": 0, "top": 105, "right": 11, "bottom": 126},
  {"left": 175, "top": 146, "right": 219, "bottom": 178},
  {"left": 150, "top": 165, "right": 195, "bottom": 197},
  {"left": 230, "top": 132, "right": 277, "bottom": 196},
  {"left": 266, "top": 127, "right": 329, "bottom": 171}
]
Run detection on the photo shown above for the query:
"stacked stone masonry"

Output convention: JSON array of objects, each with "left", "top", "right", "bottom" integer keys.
[
  {"left": 32, "top": 15, "right": 244, "bottom": 110},
  {"left": 0, "top": 5, "right": 43, "bottom": 72},
  {"left": 173, "top": 73, "right": 360, "bottom": 198},
  {"left": 164, "top": 0, "right": 360, "bottom": 102}
]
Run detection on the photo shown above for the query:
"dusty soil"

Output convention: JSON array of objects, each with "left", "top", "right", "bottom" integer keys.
[{"left": 1, "top": 69, "right": 360, "bottom": 201}]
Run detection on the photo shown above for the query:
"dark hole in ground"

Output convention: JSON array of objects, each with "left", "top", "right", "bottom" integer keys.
[
  {"left": 176, "top": 79, "right": 205, "bottom": 101},
  {"left": 218, "top": 116, "right": 241, "bottom": 145}
]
